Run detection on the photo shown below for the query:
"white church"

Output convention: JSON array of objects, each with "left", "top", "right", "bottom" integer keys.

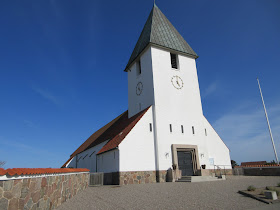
[{"left": 62, "top": 4, "right": 232, "bottom": 184}]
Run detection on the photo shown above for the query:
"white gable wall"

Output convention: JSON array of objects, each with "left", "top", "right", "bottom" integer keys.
[
  {"left": 203, "top": 116, "right": 231, "bottom": 169},
  {"left": 119, "top": 107, "right": 155, "bottom": 172},
  {"left": 66, "top": 140, "right": 109, "bottom": 172}
]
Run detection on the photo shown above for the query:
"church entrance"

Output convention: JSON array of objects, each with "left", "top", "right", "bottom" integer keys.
[
  {"left": 177, "top": 151, "right": 194, "bottom": 176},
  {"left": 172, "top": 144, "right": 200, "bottom": 176}
]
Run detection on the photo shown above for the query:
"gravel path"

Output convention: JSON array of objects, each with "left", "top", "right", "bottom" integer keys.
[{"left": 57, "top": 176, "right": 280, "bottom": 210}]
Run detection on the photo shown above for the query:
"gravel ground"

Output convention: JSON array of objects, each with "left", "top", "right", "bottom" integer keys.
[{"left": 57, "top": 176, "right": 280, "bottom": 210}]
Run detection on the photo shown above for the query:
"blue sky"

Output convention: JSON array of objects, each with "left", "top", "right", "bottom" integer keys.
[{"left": 0, "top": 0, "right": 279, "bottom": 168}]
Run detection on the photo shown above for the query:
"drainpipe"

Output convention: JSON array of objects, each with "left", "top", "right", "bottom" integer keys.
[{"left": 152, "top": 105, "right": 160, "bottom": 182}]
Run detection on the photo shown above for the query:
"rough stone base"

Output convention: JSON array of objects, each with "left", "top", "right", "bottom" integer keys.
[
  {"left": 209, "top": 169, "right": 233, "bottom": 175},
  {"left": 119, "top": 170, "right": 167, "bottom": 185}
]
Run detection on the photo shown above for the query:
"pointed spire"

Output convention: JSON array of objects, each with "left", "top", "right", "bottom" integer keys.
[{"left": 125, "top": 5, "right": 198, "bottom": 71}]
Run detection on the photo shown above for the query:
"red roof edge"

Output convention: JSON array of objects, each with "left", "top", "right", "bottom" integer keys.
[
  {"left": 0, "top": 168, "right": 89, "bottom": 176},
  {"left": 97, "top": 106, "right": 151, "bottom": 155},
  {"left": 235, "top": 164, "right": 280, "bottom": 168}
]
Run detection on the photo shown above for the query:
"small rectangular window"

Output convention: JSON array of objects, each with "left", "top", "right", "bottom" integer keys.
[
  {"left": 205, "top": 128, "right": 207, "bottom": 136},
  {"left": 170, "top": 124, "right": 172, "bottom": 133},
  {"left": 181, "top": 125, "right": 184, "bottom": 133},
  {"left": 192, "top": 126, "right": 195, "bottom": 134},
  {"left": 136, "top": 60, "right": 141, "bottom": 75},
  {"left": 149, "top": 123, "right": 152, "bottom": 132},
  {"left": 170, "top": 53, "right": 178, "bottom": 69},
  {"left": 89, "top": 151, "right": 95, "bottom": 157}
]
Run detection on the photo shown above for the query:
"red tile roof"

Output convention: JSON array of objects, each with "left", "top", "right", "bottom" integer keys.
[
  {"left": 235, "top": 165, "right": 280, "bottom": 168},
  {"left": 62, "top": 107, "right": 150, "bottom": 167},
  {"left": 0, "top": 168, "right": 89, "bottom": 176},
  {"left": 241, "top": 161, "right": 267, "bottom": 166}
]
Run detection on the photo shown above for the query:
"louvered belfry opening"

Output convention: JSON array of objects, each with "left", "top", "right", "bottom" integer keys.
[{"left": 170, "top": 53, "right": 178, "bottom": 69}]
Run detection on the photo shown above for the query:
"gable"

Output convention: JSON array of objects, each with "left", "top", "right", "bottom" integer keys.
[{"left": 62, "top": 107, "right": 150, "bottom": 167}]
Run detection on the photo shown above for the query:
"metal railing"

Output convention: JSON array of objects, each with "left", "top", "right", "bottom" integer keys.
[{"left": 213, "top": 165, "right": 232, "bottom": 177}]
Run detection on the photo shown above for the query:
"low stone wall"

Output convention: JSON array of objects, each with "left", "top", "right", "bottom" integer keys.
[
  {"left": 0, "top": 172, "right": 89, "bottom": 210},
  {"left": 243, "top": 167, "right": 280, "bottom": 176}
]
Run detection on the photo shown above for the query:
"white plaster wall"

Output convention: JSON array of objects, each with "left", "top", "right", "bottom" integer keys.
[
  {"left": 97, "top": 149, "right": 119, "bottom": 173},
  {"left": 150, "top": 46, "right": 210, "bottom": 170},
  {"left": 128, "top": 48, "right": 154, "bottom": 118},
  {"left": 125, "top": 45, "right": 231, "bottom": 172},
  {"left": 66, "top": 140, "right": 109, "bottom": 172},
  {"left": 119, "top": 107, "right": 155, "bottom": 172},
  {"left": 203, "top": 116, "right": 232, "bottom": 169},
  {"left": 66, "top": 156, "right": 76, "bottom": 168}
]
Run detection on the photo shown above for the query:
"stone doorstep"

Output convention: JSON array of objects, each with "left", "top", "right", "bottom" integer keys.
[{"left": 176, "top": 176, "right": 225, "bottom": 183}]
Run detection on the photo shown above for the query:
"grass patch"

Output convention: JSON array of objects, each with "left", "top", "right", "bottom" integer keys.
[
  {"left": 266, "top": 186, "right": 280, "bottom": 196},
  {"left": 247, "top": 185, "right": 256, "bottom": 191}
]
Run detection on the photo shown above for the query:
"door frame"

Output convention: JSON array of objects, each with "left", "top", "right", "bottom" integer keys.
[{"left": 171, "top": 144, "right": 200, "bottom": 175}]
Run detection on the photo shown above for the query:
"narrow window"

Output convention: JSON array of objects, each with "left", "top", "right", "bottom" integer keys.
[
  {"left": 170, "top": 124, "right": 172, "bottom": 133},
  {"left": 89, "top": 151, "right": 95, "bottom": 157},
  {"left": 149, "top": 123, "right": 152, "bottom": 132},
  {"left": 192, "top": 126, "right": 195, "bottom": 134},
  {"left": 136, "top": 60, "right": 141, "bottom": 75},
  {"left": 181, "top": 125, "right": 184, "bottom": 133},
  {"left": 170, "top": 53, "right": 178, "bottom": 69},
  {"left": 205, "top": 128, "right": 207, "bottom": 136}
]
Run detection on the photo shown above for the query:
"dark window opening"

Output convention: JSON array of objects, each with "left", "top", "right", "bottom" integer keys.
[
  {"left": 205, "top": 128, "right": 207, "bottom": 136},
  {"left": 170, "top": 53, "right": 178, "bottom": 69},
  {"left": 170, "top": 124, "right": 172, "bottom": 133},
  {"left": 136, "top": 60, "right": 141, "bottom": 75},
  {"left": 192, "top": 126, "right": 195, "bottom": 134},
  {"left": 89, "top": 151, "right": 95, "bottom": 157},
  {"left": 181, "top": 125, "right": 184, "bottom": 133},
  {"left": 149, "top": 123, "right": 152, "bottom": 132}
]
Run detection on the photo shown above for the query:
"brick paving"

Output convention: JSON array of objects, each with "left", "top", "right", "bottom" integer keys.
[{"left": 57, "top": 176, "right": 280, "bottom": 210}]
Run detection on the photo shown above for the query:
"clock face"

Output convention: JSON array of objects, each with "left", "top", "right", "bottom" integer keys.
[
  {"left": 136, "top": 82, "right": 143, "bottom": 95},
  {"left": 171, "top": 76, "right": 184, "bottom": 89}
]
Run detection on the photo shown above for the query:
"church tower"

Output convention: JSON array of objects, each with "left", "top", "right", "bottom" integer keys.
[
  {"left": 125, "top": 4, "right": 230, "bottom": 174},
  {"left": 125, "top": 4, "right": 202, "bottom": 119}
]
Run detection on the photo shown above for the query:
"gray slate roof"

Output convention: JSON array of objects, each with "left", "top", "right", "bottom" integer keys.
[{"left": 125, "top": 4, "right": 198, "bottom": 71}]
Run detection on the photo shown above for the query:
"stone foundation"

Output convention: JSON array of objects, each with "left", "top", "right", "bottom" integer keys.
[
  {"left": 209, "top": 169, "right": 233, "bottom": 176},
  {"left": 0, "top": 173, "right": 89, "bottom": 210},
  {"left": 119, "top": 170, "right": 167, "bottom": 185}
]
